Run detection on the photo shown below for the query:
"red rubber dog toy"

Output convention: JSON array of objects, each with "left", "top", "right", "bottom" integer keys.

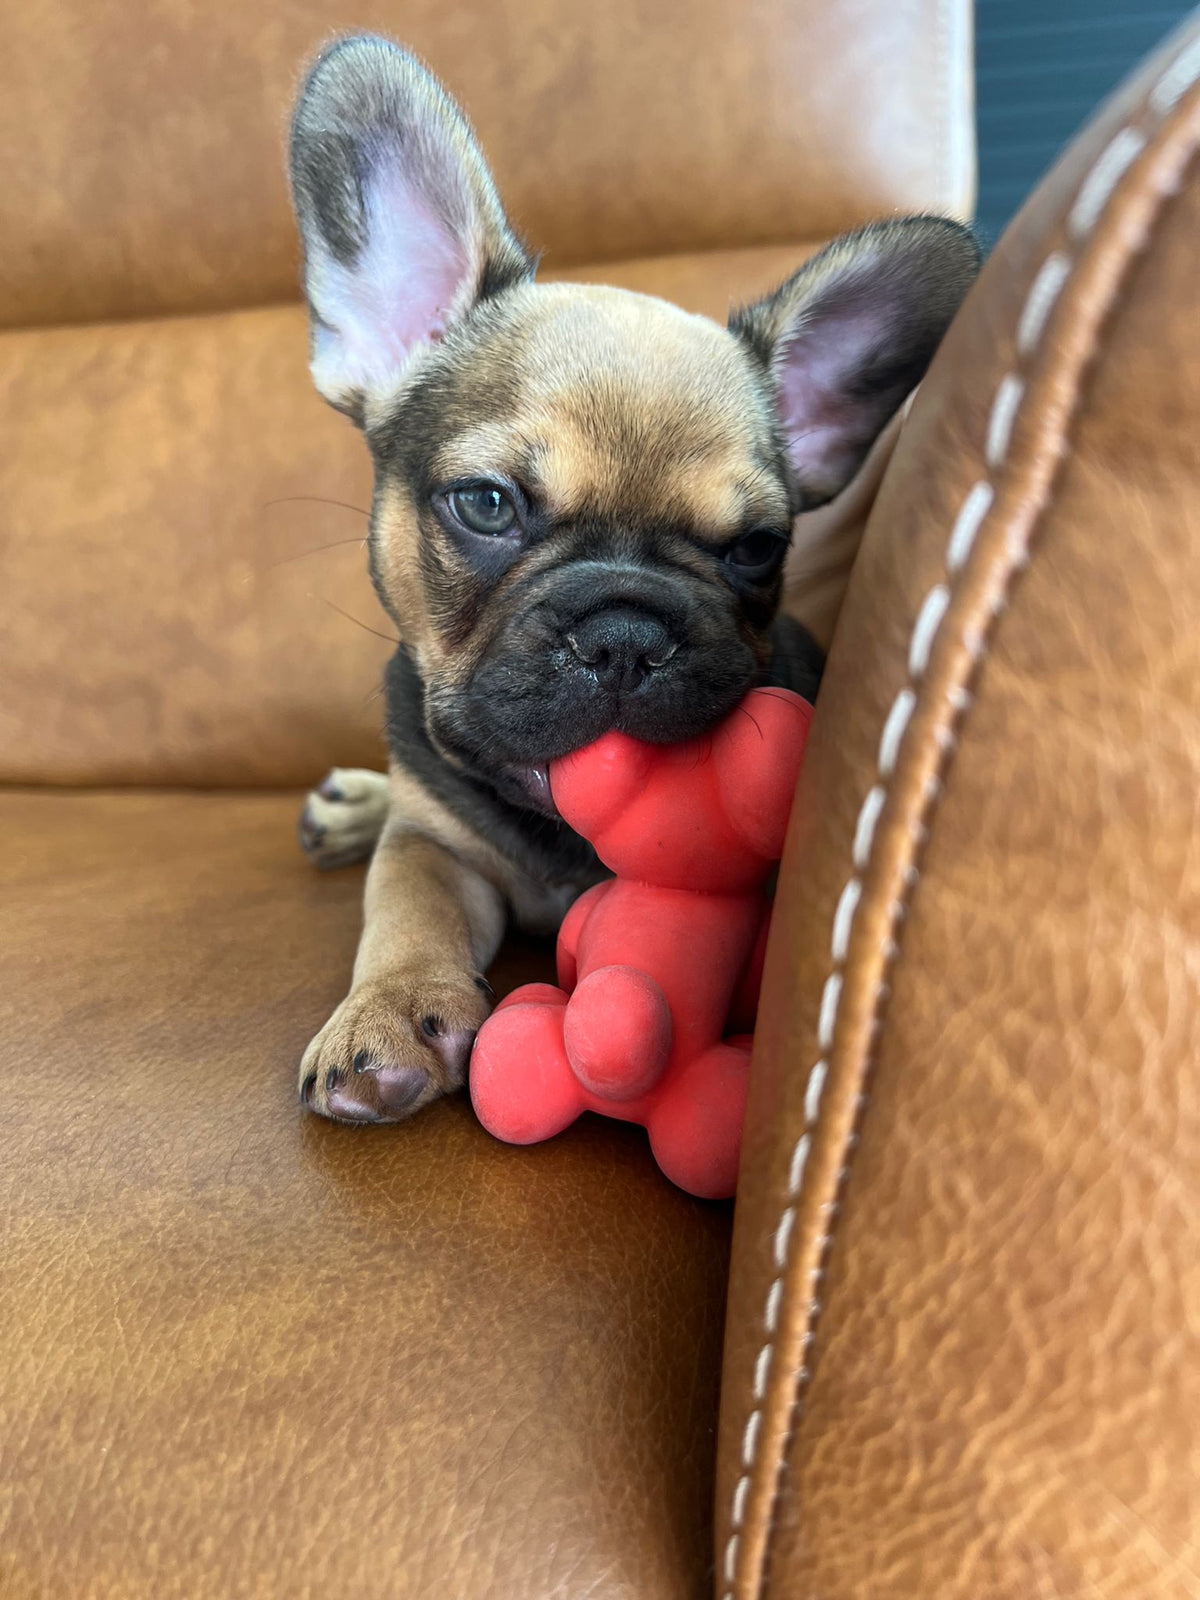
[{"left": 470, "top": 687, "right": 813, "bottom": 1198}]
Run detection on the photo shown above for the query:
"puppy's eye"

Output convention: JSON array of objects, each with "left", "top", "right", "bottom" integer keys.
[
  {"left": 447, "top": 484, "right": 519, "bottom": 537},
  {"left": 725, "top": 529, "right": 788, "bottom": 579}
]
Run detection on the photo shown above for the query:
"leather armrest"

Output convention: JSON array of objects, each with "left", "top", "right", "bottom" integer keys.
[{"left": 718, "top": 16, "right": 1200, "bottom": 1598}]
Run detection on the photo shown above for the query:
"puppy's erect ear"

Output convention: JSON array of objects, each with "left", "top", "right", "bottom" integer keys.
[
  {"left": 730, "top": 217, "right": 980, "bottom": 506},
  {"left": 289, "top": 34, "right": 531, "bottom": 420}
]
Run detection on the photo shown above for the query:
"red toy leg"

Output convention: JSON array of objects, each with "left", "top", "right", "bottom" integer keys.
[
  {"left": 646, "top": 1037, "right": 752, "bottom": 1199},
  {"left": 563, "top": 964, "right": 673, "bottom": 1101},
  {"left": 470, "top": 987, "right": 584, "bottom": 1144}
]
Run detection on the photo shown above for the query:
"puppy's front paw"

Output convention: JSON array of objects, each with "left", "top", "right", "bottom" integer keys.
[
  {"left": 299, "top": 972, "right": 492, "bottom": 1124},
  {"left": 298, "top": 768, "right": 389, "bottom": 869}
]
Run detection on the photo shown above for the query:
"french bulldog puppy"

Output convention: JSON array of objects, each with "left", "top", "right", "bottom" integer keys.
[{"left": 288, "top": 33, "right": 978, "bottom": 1123}]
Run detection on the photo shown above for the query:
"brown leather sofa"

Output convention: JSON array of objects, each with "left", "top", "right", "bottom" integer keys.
[{"left": 3, "top": 2, "right": 1197, "bottom": 1596}]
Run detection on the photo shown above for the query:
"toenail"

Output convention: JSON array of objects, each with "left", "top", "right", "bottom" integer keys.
[
  {"left": 325, "top": 1065, "right": 344, "bottom": 1091},
  {"left": 352, "top": 1049, "right": 372, "bottom": 1075},
  {"left": 318, "top": 776, "right": 345, "bottom": 802},
  {"left": 300, "top": 1071, "right": 317, "bottom": 1104},
  {"left": 475, "top": 975, "right": 495, "bottom": 997},
  {"left": 421, "top": 1015, "right": 441, "bottom": 1038}
]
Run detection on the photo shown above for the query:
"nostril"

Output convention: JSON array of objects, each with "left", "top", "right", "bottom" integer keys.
[{"left": 566, "top": 609, "right": 677, "bottom": 689}]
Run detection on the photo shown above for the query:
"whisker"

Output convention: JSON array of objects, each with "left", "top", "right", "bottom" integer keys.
[
  {"left": 321, "top": 598, "right": 401, "bottom": 646},
  {"left": 264, "top": 495, "right": 370, "bottom": 517},
  {"left": 266, "top": 536, "right": 368, "bottom": 570},
  {"left": 733, "top": 705, "right": 767, "bottom": 740}
]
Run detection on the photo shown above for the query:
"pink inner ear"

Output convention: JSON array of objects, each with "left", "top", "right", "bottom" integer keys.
[
  {"left": 359, "top": 159, "right": 471, "bottom": 352},
  {"left": 309, "top": 147, "right": 473, "bottom": 401},
  {"left": 774, "top": 307, "right": 884, "bottom": 491}
]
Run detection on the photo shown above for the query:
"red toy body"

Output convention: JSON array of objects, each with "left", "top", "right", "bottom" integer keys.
[{"left": 470, "top": 687, "right": 813, "bottom": 1198}]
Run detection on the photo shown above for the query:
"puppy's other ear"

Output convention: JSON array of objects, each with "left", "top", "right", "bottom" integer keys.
[
  {"left": 730, "top": 217, "right": 979, "bottom": 506},
  {"left": 289, "top": 34, "right": 531, "bottom": 420}
]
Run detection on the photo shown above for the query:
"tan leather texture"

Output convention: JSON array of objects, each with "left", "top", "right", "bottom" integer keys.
[
  {"left": 0, "top": 0, "right": 973, "bottom": 328},
  {"left": 0, "top": 788, "right": 732, "bottom": 1600},
  {"left": 717, "top": 17, "right": 1200, "bottom": 1599},
  {"left": 0, "top": 241, "right": 854, "bottom": 789}
]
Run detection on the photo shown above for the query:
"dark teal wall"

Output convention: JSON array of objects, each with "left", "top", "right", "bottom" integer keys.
[{"left": 975, "top": 1, "right": 1194, "bottom": 244}]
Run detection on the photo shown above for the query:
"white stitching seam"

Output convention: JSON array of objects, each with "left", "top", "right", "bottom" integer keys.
[{"left": 719, "top": 39, "right": 1200, "bottom": 1600}]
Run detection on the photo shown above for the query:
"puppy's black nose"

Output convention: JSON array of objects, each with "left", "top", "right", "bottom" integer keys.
[{"left": 566, "top": 608, "right": 677, "bottom": 693}]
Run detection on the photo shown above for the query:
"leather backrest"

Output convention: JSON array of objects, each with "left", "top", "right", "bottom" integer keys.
[
  {"left": 718, "top": 16, "right": 1200, "bottom": 1598},
  {"left": 0, "top": 0, "right": 974, "bottom": 327}
]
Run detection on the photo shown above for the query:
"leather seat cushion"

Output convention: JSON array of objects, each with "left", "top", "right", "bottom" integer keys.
[{"left": 0, "top": 788, "right": 731, "bottom": 1600}]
